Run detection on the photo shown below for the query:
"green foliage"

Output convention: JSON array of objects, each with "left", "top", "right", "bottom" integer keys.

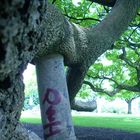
[
  {"left": 76, "top": 84, "right": 96, "bottom": 100},
  {"left": 51, "top": 0, "right": 106, "bottom": 27},
  {"left": 86, "top": 42, "right": 140, "bottom": 101},
  {"left": 23, "top": 93, "right": 39, "bottom": 110},
  {"left": 115, "top": 90, "right": 140, "bottom": 101}
]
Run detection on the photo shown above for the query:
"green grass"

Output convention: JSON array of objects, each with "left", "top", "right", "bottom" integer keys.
[
  {"left": 20, "top": 115, "right": 140, "bottom": 133},
  {"left": 20, "top": 117, "right": 41, "bottom": 124},
  {"left": 72, "top": 115, "right": 140, "bottom": 133}
]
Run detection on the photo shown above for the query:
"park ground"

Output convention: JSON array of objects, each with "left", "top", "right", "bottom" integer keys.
[{"left": 21, "top": 112, "right": 140, "bottom": 140}]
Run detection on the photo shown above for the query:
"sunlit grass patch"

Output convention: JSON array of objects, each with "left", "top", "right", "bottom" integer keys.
[
  {"left": 20, "top": 117, "right": 41, "bottom": 124},
  {"left": 72, "top": 115, "right": 140, "bottom": 133},
  {"left": 20, "top": 115, "right": 140, "bottom": 133}
]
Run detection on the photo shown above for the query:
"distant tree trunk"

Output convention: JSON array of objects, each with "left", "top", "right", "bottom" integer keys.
[
  {"left": 126, "top": 96, "right": 140, "bottom": 114},
  {"left": 127, "top": 100, "right": 132, "bottom": 114}
]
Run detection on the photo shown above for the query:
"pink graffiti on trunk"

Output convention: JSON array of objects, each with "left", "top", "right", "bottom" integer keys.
[{"left": 43, "top": 88, "right": 62, "bottom": 138}]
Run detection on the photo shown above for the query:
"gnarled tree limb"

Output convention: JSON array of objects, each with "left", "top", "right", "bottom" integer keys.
[{"left": 87, "top": 0, "right": 116, "bottom": 7}]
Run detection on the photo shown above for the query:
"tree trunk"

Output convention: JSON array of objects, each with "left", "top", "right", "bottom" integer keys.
[
  {"left": 127, "top": 100, "right": 132, "bottom": 114},
  {"left": 0, "top": 1, "right": 48, "bottom": 139},
  {"left": 35, "top": 54, "right": 76, "bottom": 140},
  {"left": 0, "top": 73, "right": 29, "bottom": 140}
]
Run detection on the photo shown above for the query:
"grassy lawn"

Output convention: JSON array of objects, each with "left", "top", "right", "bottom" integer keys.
[{"left": 20, "top": 114, "right": 140, "bottom": 133}]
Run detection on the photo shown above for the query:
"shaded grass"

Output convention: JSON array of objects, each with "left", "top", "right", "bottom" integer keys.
[
  {"left": 72, "top": 116, "right": 140, "bottom": 133},
  {"left": 20, "top": 115, "right": 140, "bottom": 133}
]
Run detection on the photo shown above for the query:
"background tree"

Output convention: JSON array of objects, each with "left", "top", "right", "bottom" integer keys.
[
  {"left": 96, "top": 90, "right": 140, "bottom": 114},
  {"left": 116, "top": 91, "right": 140, "bottom": 114},
  {"left": 84, "top": 25, "right": 140, "bottom": 114}
]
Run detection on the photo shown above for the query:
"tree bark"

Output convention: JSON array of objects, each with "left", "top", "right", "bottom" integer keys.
[
  {"left": 0, "top": 0, "right": 48, "bottom": 139},
  {"left": 71, "top": 99, "right": 97, "bottom": 112}
]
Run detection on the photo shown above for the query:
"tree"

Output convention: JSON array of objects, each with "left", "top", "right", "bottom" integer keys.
[
  {"left": 84, "top": 30, "right": 140, "bottom": 114},
  {"left": 98, "top": 90, "right": 140, "bottom": 114},
  {"left": 117, "top": 91, "right": 140, "bottom": 114},
  {"left": 0, "top": 0, "right": 140, "bottom": 139}
]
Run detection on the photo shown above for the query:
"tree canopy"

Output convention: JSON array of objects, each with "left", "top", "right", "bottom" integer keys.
[{"left": 49, "top": 0, "right": 140, "bottom": 103}]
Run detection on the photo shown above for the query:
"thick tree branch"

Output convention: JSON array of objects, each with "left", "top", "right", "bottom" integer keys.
[
  {"left": 117, "top": 49, "right": 140, "bottom": 90},
  {"left": 119, "top": 47, "right": 138, "bottom": 68},
  {"left": 119, "top": 84, "right": 140, "bottom": 92},
  {"left": 85, "top": 74, "right": 140, "bottom": 97},
  {"left": 52, "top": 0, "right": 57, "bottom": 4},
  {"left": 65, "top": 0, "right": 140, "bottom": 102},
  {"left": 71, "top": 98, "right": 97, "bottom": 112},
  {"left": 118, "top": 46, "right": 140, "bottom": 86},
  {"left": 88, "top": 0, "right": 116, "bottom": 7},
  {"left": 87, "top": 74, "right": 119, "bottom": 86},
  {"left": 64, "top": 14, "right": 101, "bottom": 22},
  {"left": 83, "top": 80, "right": 120, "bottom": 96},
  {"left": 84, "top": 0, "right": 140, "bottom": 68},
  {"left": 67, "top": 65, "right": 88, "bottom": 103}
]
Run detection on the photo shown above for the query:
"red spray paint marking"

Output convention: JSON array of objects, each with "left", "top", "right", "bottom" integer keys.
[
  {"left": 46, "top": 105, "right": 56, "bottom": 122},
  {"left": 43, "top": 88, "right": 62, "bottom": 138},
  {"left": 43, "top": 88, "right": 61, "bottom": 105},
  {"left": 43, "top": 121, "right": 61, "bottom": 138}
]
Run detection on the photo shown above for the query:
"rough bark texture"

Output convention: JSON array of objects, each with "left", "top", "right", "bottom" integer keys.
[
  {"left": 72, "top": 99, "right": 97, "bottom": 112},
  {"left": 0, "top": 0, "right": 140, "bottom": 139},
  {"left": 0, "top": 0, "right": 48, "bottom": 139}
]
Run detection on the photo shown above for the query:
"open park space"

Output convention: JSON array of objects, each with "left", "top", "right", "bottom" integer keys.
[{"left": 21, "top": 114, "right": 140, "bottom": 139}]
